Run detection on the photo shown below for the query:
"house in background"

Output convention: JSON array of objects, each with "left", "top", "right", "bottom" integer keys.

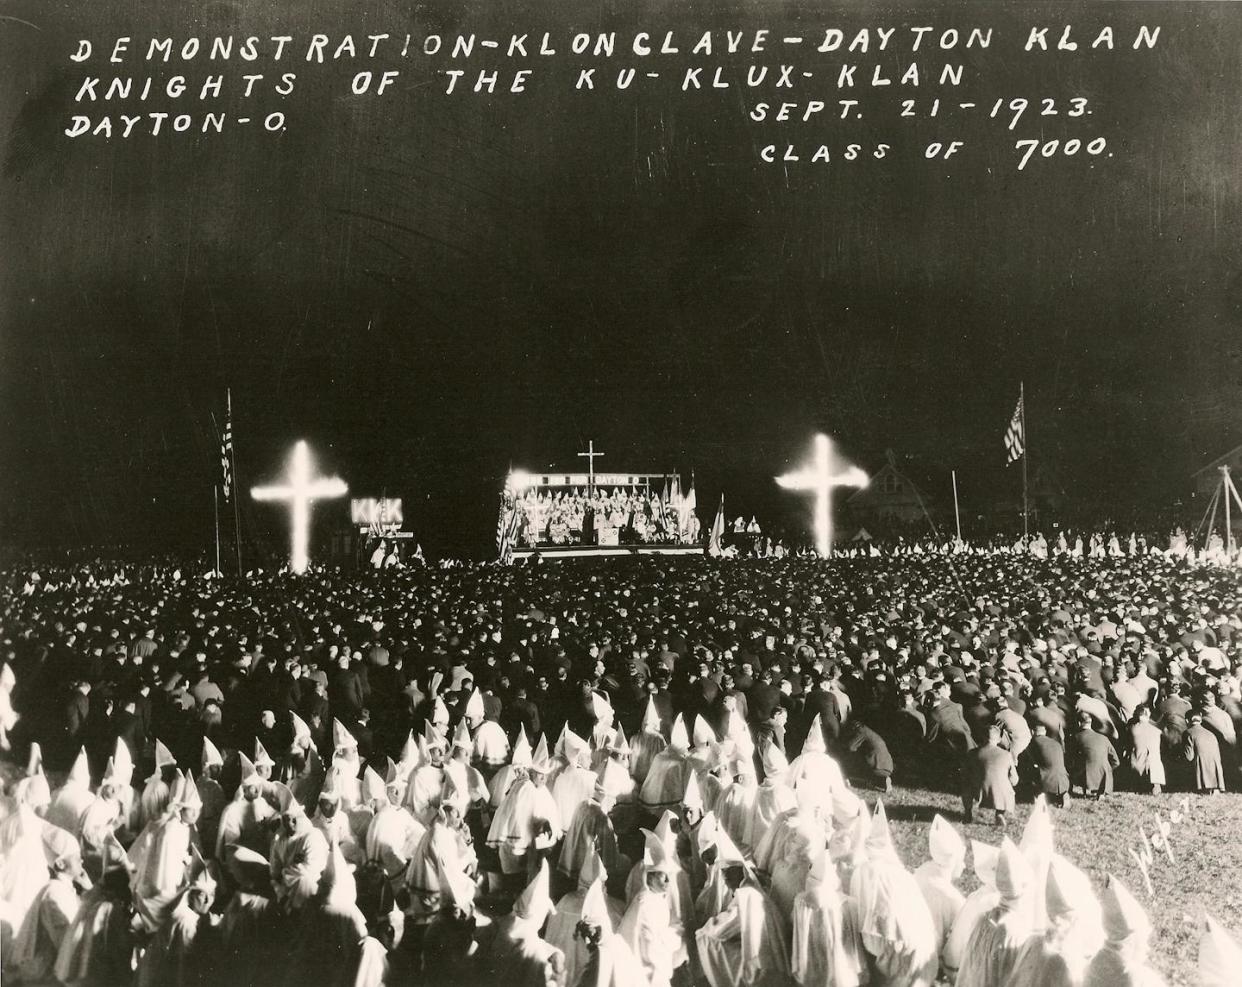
[{"left": 848, "top": 461, "right": 934, "bottom": 525}]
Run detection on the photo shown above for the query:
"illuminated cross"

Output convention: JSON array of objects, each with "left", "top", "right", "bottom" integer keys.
[
  {"left": 578, "top": 440, "right": 603, "bottom": 494},
  {"left": 777, "top": 434, "right": 869, "bottom": 557},
  {"left": 251, "top": 440, "right": 348, "bottom": 575}
]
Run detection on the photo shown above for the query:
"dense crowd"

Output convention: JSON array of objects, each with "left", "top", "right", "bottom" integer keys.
[{"left": 0, "top": 544, "right": 1240, "bottom": 987}]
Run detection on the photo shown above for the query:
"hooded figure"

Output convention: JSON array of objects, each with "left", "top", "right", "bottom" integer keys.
[
  {"left": 1082, "top": 876, "right": 1167, "bottom": 987},
  {"left": 135, "top": 848, "right": 216, "bottom": 987},
  {"left": 270, "top": 788, "right": 331, "bottom": 911},
  {"left": 46, "top": 748, "right": 96, "bottom": 836},
  {"left": 624, "top": 819, "right": 695, "bottom": 969},
  {"left": 913, "top": 814, "right": 967, "bottom": 958},
  {"left": 619, "top": 837, "right": 680, "bottom": 987},
  {"left": 54, "top": 836, "right": 138, "bottom": 987},
  {"left": 406, "top": 728, "right": 450, "bottom": 825},
  {"left": 750, "top": 742, "right": 797, "bottom": 842},
  {"left": 197, "top": 737, "right": 227, "bottom": 855},
  {"left": 1198, "top": 915, "right": 1242, "bottom": 987},
  {"left": 551, "top": 730, "right": 598, "bottom": 834},
  {"left": 215, "top": 765, "right": 276, "bottom": 860},
  {"left": 695, "top": 855, "right": 792, "bottom": 987},
  {"left": 791, "top": 847, "right": 864, "bottom": 987},
  {"left": 956, "top": 837, "right": 1035, "bottom": 987},
  {"left": 9, "top": 849, "right": 85, "bottom": 982},
  {"left": 573, "top": 873, "right": 647, "bottom": 987},
  {"left": 128, "top": 771, "right": 202, "bottom": 931},
  {"left": 404, "top": 802, "right": 477, "bottom": 924},
  {"left": 545, "top": 845, "right": 625, "bottom": 987},
  {"left": 630, "top": 696, "right": 669, "bottom": 786},
  {"left": 470, "top": 691, "right": 512, "bottom": 769},
  {"left": 714, "top": 750, "right": 758, "bottom": 855},
  {"left": 477, "top": 860, "right": 566, "bottom": 987},
  {"left": 848, "top": 799, "right": 939, "bottom": 987},
  {"left": 559, "top": 778, "right": 625, "bottom": 882},
  {"left": 944, "top": 839, "right": 1002, "bottom": 980},
  {"left": 363, "top": 771, "right": 426, "bottom": 893},
  {"left": 639, "top": 715, "right": 694, "bottom": 815},
  {"left": 786, "top": 714, "right": 848, "bottom": 816},
  {"left": 1006, "top": 854, "right": 1105, "bottom": 987},
  {"left": 487, "top": 755, "right": 562, "bottom": 879},
  {"left": 136, "top": 739, "right": 179, "bottom": 830},
  {"left": 284, "top": 838, "right": 370, "bottom": 987},
  {"left": 489, "top": 728, "right": 533, "bottom": 809}
]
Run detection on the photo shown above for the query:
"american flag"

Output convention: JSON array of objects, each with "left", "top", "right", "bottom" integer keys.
[
  {"left": 220, "top": 391, "right": 234, "bottom": 499},
  {"left": 1004, "top": 392, "right": 1025, "bottom": 464}
]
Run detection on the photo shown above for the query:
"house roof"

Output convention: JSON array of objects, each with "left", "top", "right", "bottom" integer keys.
[{"left": 1192, "top": 443, "right": 1242, "bottom": 477}]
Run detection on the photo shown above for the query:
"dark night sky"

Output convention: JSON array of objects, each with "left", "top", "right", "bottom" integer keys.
[{"left": 2, "top": 1, "right": 1240, "bottom": 557}]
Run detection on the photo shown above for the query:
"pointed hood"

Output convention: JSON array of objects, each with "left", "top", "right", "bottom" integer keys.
[
  {"left": 995, "top": 837, "right": 1033, "bottom": 902},
  {"left": 691, "top": 715, "right": 715, "bottom": 749},
  {"left": 801, "top": 715, "right": 827, "bottom": 754},
  {"left": 237, "top": 752, "right": 259, "bottom": 786},
  {"left": 578, "top": 842, "right": 606, "bottom": 890},
  {"left": 669, "top": 714, "right": 691, "bottom": 753},
  {"left": 179, "top": 772, "right": 203, "bottom": 810},
  {"left": 361, "top": 766, "right": 387, "bottom": 803},
  {"left": 254, "top": 738, "right": 275, "bottom": 769},
  {"left": 532, "top": 733, "right": 550, "bottom": 765},
  {"left": 641, "top": 828, "right": 676, "bottom": 874},
  {"left": 153, "top": 739, "right": 177, "bottom": 770},
  {"left": 510, "top": 729, "right": 533, "bottom": 770},
  {"left": 1100, "top": 875, "right": 1150, "bottom": 942},
  {"left": 590, "top": 691, "right": 614, "bottom": 724},
  {"left": 289, "top": 712, "right": 313, "bottom": 749},
  {"left": 1199, "top": 915, "right": 1242, "bottom": 987},
  {"left": 654, "top": 809, "right": 679, "bottom": 850},
  {"left": 382, "top": 757, "right": 401, "bottom": 786},
  {"left": 608, "top": 726, "right": 630, "bottom": 755},
  {"left": 452, "top": 718, "right": 472, "bottom": 752},
  {"left": 563, "top": 729, "right": 590, "bottom": 768},
  {"left": 928, "top": 814, "right": 965, "bottom": 869},
  {"left": 332, "top": 718, "right": 357, "bottom": 751},
  {"left": 431, "top": 694, "right": 451, "bottom": 727},
  {"left": 642, "top": 696, "right": 661, "bottom": 733},
  {"left": 423, "top": 720, "right": 447, "bottom": 754},
  {"left": 465, "top": 688, "right": 486, "bottom": 723},
  {"left": 513, "top": 859, "right": 554, "bottom": 924},
  {"left": 321, "top": 838, "right": 357, "bottom": 906},
  {"left": 399, "top": 731, "right": 421, "bottom": 771},
  {"left": 200, "top": 737, "right": 223, "bottom": 772},
  {"left": 971, "top": 839, "right": 1000, "bottom": 888},
  {"left": 682, "top": 771, "right": 704, "bottom": 813},
  {"left": 187, "top": 845, "right": 216, "bottom": 894},
  {"left": 67, "top": 747, "right": 91, "bottom": 788},
  {"left": 580, "top": 875, "right": 612, "bottom": 932},
  {"left": 865, "top": 798, "right": 897, "bottom": 861},
  {"left": 1019, "top": 794, "right": 1055, "bottom": 863}
]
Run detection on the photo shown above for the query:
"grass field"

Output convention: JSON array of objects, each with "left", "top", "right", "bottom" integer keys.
[{"left": 873, "top": 783, "right": 1242, "bottom": 986}]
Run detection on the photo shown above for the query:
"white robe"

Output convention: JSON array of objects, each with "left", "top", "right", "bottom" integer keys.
[
  {"left": 620, "top": 888, "right": 677, "bottom": 987},
  {"left": 129, "top": 813, "right": 196, "bottom": 931},
  {"left": 791, "top": 876, "right": 864, "bottom": 987},
  {"left": 574, "top": 933, "right": 648, "bottom": 987},
  {"left": 849, "top": 855, "right": 939, "bottom": 987},
  {"left": 364, "top": 805, "right": 425, "bottom": 889},
  {"left": 487, "top": 779, "right": 562, "bottom": 875},
  {"left": 638, "top": 750, "right": 691, "bottom": 813},
  {"left": 943, "top": 885, "right": 1000, "bottom": 980},
  {"left": 406, "top": 765, "right": 447, "bottom": 825},
  {"left": 10, "top": 873, "right": 80, "bottom": 981},
  {"left": 955, "top": 904, "right": 1034, "bottom": 987},
  {"left": 912, "top": 860, "right": 965, "bottom": 959},
  {"left": 473, "top": 721, "right": 511, "bottom": 767},
  {"left": 714, "top": 780, "right": 758, "bottom": 854},
  {"left": 551, "top": 767, "right": 598, "bottom": 834},
  {"left": 695, "top": 884, "right": 791, "bottom": 987},
  {"left": 546, "top": 881, "right": 626, "bottom": 987},
  {"left": 271, "top": 824, "right": 330, "bottom": 909}
]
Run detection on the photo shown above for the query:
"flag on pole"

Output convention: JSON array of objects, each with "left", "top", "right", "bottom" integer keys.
[
  {"left": 220, "top": 391, "right": 234, "bottom": 498},
  {"left": 1004, "top": 392, "right": 1025, "bottom": 464},
  {"left": 707, "top": 495, "right": 725, "bottom": 557}
]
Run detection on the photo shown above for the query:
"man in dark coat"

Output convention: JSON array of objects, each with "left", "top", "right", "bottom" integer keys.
[
  {"left": 1067, "top": 712, "right": 1120, "bottom": 797},
  {"left": 1183, "top": 710, "right": 1226, "bottom": 793},
  {"left": 840, "top": 718, "right": 894, "bottom": 792},
  {"left": 1019, "top": 721, "right": 1071, "bottom": 807},
  {"left": 925, "top": 683, "right": 976, "bottom": 753},
  {"left": 961, "top": 723, "right": 1017, "bottom": 826}
]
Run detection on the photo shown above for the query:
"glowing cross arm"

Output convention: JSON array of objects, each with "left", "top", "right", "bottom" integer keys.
[
  {"left": 249, "top": 440, "right": 348, "bottom": 575},
  {"left": 776, "top": 434, "right": 868, "bottom": 557}
]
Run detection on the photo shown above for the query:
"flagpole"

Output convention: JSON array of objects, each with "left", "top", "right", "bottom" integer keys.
[
  {"left": 952, "top": 469, "right": 962, "bottom": 542},
  {"left": 1020, "top": 380, "right": 1030, "bottom": 541},
  {"left": 228, "top": 388, "right": 243, "bottom": 576},
  {"left": 214, "top": 485, "right": 221, "bottom": 575}
]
